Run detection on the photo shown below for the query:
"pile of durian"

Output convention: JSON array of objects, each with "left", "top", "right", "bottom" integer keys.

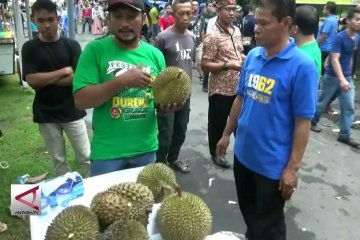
[{"left": 44, "top": 163, "right": 213, "bottom": 240}]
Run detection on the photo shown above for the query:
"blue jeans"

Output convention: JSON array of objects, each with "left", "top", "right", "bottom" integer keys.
[
  {"left": 312, "top": 75, "right": 355, "bottom": 139},
  {"left": 151, "top": 24, "right": 159, "bottom": 39},
  {"left": 90, "top": 151, "right": 156, "bottom": 177}
]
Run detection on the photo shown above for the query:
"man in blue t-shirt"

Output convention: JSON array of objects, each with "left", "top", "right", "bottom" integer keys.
[
  {"left": 216, "top": 0, "right": 318, "bottom": 239},
  {"left": 311, "top": 8, "right": 360, "bottom": 149},
  {"left": 317, "top": 1, "right": 338, "bottom": 75}
]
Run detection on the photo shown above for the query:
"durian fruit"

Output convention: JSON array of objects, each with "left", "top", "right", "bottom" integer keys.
[
  {"left": 45, "top": 205, "right": 100, "bottom": 240},
  {"left": 90, "top": 191, "right": 131, "bottom": 230},
  {"left": 136, "top": 163, "right": 178, "bottom": 203},
  {"left": 107, "top": 182, "right": 154, "bottom": 223},
  {"left": 152, "top": 66, "right": 191, "bottom": 105},
  {"left": 98, "top": 203, "right": 150, "bottom": 240},
  {"left": 157, "top": 188, "right": 213, "bottom": 240}
]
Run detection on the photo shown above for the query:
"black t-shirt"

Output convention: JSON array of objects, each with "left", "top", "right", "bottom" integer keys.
[{"left": 21, "top": 37, "right": 86, "bottom": 123}]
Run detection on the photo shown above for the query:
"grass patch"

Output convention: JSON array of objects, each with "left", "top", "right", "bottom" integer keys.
[{"left": 0, "top": 74, "right": 82, "bottom": 239}]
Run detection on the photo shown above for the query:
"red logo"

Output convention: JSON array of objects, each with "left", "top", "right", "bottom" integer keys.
[{"left": 15, "top": 185, "right": 40, "bottom": 211}]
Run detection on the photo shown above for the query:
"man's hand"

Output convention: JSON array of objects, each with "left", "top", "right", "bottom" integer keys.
[
  {"left": 216, "top": 135, "right": 230, "bottom": 159},
  {"left": 117, "top": 67, "right": 151, "bottom": 88},
  {"left": 279, "top": 167, "right": 298, "bottom": 200},
  {"left": 228, "top": 61, "right": 242, "bottom": 71},
  {"left": 159, "top": 102, "right": 185, "bottom": 112},
  {"left": 340, "top": 79, "right": 351, "bottom": 91},
  {"left": 63, "top": 66, "right": 74, "bottom": 76}
]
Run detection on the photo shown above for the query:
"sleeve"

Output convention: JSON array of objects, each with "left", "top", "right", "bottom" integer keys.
[
  {"left": 291, "top": 61, "right": 318, "bottom": 119},
  {"left": 69, "top": 40, "right": 82, "bottom": 70},
  {"left": 154, "top": 34, "right": 164, "bottom": 52},
  {"left": 321, "top": 19, "right": 332, "bottom": 34},
  {"left": 21, "top": 41, "right": 38, "bottom": 81},
  {"left": 331, "top": 34, "right": 342, "bottom": 54},
  {"left": 73, "top": 42, "right": 101, "bottom": 93},
  {"left": 202, "top": 33, "right": 217, "bottom": 60}
]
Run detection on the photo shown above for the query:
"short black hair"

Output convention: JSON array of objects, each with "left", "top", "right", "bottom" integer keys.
[
  {"left": 347, "top": 7, "right": 360, "bottom": 20},
  {"left": 248, "top": 5, "right": 256, "bottom": 12},
  {"left": 165, "top": 3, "right": 171, "bottom": 8},
  {"left": 254, "top": 0, "right": 295, "bottom": 22},
  {"left": 31, "top": 0, "right": 57, "bottom": 15},
  {"left": 172, "top": 0, "right": 192, "bottom": 12},
  {"left": 206, "top": 1, "right": 214, "bottom": 7},
  {"left": 325, "top": 1, "right": 336, "bottom": 15},
  {"left": 294, "top": 5, "right": 318, "bottom": 35}
]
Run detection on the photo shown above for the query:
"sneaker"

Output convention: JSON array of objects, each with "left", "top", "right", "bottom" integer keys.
[
  {"left": 337, "top": 137, "right": 360, "bottom": 148},
  {"left": 325, "top": 106, "right": 339, "bottom": 115},
  {"left": 311, "top": 125, "right": 322, "bottom": 133}
]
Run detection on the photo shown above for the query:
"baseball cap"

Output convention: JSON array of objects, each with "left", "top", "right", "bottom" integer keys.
[{"left": 106, "top": 0, "right": 145, "bottom": 12}]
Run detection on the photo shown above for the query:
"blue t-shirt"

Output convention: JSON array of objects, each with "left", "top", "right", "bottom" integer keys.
[
  {"left": 243, "top": 15, "right": 255, "bottom": 38},
  {"left": 325, "top": 30, "right": 360, "bottom": 77},
  {"left": 234, "top": 42, "right": 318, "bottom": 180},
  {"left": 316, "top": 15, "right": 338, "bottom": 52}
]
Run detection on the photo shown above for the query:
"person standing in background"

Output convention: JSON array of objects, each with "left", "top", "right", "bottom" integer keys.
[
  {"left": 92, "top": 3, "right": 103, "bottom": 35},
  {"left": 202, "top": 0, "right": 244, "bottom": 168},
  {"left": 22, "top": 0, "right": 90, "bottom": 177},
  {"left": 242, "top": 5, "right": 256, "bottom": 55},
  {"left": 82, "top": 3, "right": 92, "bottom": 33},
  {"left": 149, "top": 3, "right": 159, "bottom": 40},
  {"left": 292, "top": 5, "right": 322, "bottom": 80},
  {"left": 155, "top": 0, "right": 195, "bottom": 173},
  {"left": 158, "top": 3, "right": 174, "bottom": 32},
  {"left": 311, "top": 8, "right": 360, "bottom": 149},
  {"left": 200, "top": 1, "right": 216, "bottom": 92}
]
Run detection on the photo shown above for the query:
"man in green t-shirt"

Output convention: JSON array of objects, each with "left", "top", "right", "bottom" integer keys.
[
  {"left": 73, "top": 0, "right": 171, "bottom": 176},
  {"left": 292, "top": 5, "right": 322, "bottom": 80}
]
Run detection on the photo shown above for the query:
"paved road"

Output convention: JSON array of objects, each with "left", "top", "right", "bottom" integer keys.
[{"left": 77, "top": 32, "right": 360, "bottom": 240}]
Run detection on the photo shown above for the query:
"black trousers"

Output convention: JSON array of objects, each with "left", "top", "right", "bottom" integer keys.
[
  {"left": 321, "top": 51, "right": 330, "bottom": 76},
  {"left": 233, "top": 157, "right": 286, "bottom": 240},
  {"left": 82, "top": 17, "right": 92, "bottom": 33},
  {"left": 156, "top": 99, "right": 191, "bottom": 163},
  {"left": 208, "top": 94, "right": 236, "bottom": 156},
  {"left": 202, "top": 72, "right": 209, "bottom": 89}
]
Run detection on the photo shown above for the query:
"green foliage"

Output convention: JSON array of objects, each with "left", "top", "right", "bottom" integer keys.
[{"left": 0, "top": 74, "right": 82, "bottom": 239}]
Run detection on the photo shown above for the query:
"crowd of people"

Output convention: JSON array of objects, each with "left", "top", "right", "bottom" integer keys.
[{"left": 20, "top": 0, "right": 359, "bottom": 239}]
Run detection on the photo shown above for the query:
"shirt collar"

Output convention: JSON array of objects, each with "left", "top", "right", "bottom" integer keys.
[{"left": 254, "top": 39, "right": 297, "bottom": 60}]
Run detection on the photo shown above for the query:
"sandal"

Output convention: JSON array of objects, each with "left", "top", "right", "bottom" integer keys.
[{"left": 170, "top": 160, "right": 190, "bottom": 173}]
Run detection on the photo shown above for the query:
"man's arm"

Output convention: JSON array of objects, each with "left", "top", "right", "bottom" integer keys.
[
  {"left": 74, "top": 68, "right": 151, "bottom": 110},
  {"left": 279, "top": 117, "right": 310, "bottom": 200},
  {"left": 317, "top": 32, "right": 328, "bottom": 46},
  {"left": 331, "top": 53, "right": 351, "bottom": 91},
  {"left": 25, "top": 67, "right": 72, "bottom": 89}
]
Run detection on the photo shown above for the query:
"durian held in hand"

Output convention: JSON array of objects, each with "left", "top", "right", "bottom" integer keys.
[
  {"left": 45, "top": 205, "right": 100, "bottom": 240},
  {"left": 98, "top": 202, "right": 150, "bottom": 240},
  {"left": 137, "top": 163, "right": 179, "bottom": 203},
  {"left": 157, "top": 186, "right": 213, "bottom": 240},
  {"left": 151, "top": 66, "right": 191, "bottom": 111}
]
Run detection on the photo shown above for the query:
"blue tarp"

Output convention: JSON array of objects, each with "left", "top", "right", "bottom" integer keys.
[{"left": 144, "top": 0, "right": 168, "bottom": 8}]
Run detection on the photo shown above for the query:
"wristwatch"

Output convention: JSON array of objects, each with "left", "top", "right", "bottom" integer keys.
[{"left": 222, "top": 62, "right": 229, "bottom": 71}]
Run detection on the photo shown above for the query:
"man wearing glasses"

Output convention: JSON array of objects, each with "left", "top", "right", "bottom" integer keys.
[{"left": 201, "top": 0, "right": 244, "bottom": 168}]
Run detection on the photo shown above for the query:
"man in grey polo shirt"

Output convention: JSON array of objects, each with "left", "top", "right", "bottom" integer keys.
[{"left": 155, "top": 0, "right": 195, "bottom": 173}]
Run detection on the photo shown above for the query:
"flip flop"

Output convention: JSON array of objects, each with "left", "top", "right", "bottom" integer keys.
[
  {"left": 0, "top": 221, "right": 8, "bottom": 233},
  {"left": 170, "top": 160, "right": 190, "bottom": 173}
]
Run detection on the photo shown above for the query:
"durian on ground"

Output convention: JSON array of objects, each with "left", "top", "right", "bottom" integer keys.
[{"left": 152, "top": 66, "right": 191, "bottom": 105}]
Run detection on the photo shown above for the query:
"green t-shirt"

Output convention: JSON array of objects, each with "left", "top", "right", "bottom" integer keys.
[
  {"left": 299, "top": 41, "right": 322, "bottom": 80},
  {"left": 73, "top": 36, "right": 166, "bottom": 160}
]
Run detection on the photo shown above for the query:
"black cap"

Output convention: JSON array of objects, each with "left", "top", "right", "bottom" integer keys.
[{"left": 107, "top": 0, "right": 145, "bottom": 12}]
